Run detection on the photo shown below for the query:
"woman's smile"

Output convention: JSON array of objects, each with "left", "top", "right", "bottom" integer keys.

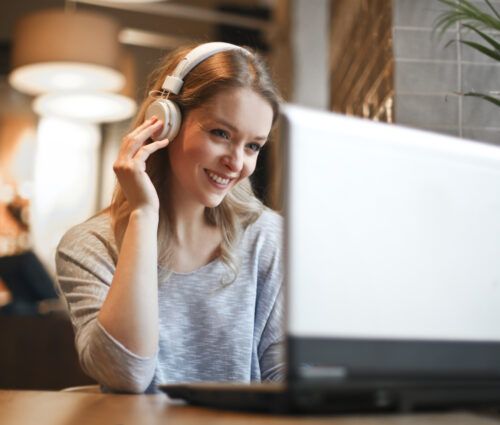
[{"left": 204, "top": 169, "right": 233, "bottom": 188}]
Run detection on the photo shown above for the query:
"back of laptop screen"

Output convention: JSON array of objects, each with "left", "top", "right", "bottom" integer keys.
[{"left": 283, "top": 105, "right": 500, "bottom": 344}]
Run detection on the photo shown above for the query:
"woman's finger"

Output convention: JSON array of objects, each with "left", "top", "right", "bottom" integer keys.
[
  {"left": 133, "top": 138, "right": 170, "bottom": 163},
  {"left": 128, "top": 115, "right": 158, "bottom": 138},
  {"left": 134, "top": 120, "right": 167, "bottom": 144},
  {"left": 121, "top": 120, "right": 164, "bottom": 158}
]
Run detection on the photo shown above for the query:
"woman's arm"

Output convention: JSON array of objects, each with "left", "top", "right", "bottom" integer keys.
[
  {"left": 55, "top": 117, "right": 169, "bottom": 392},
  {"left": 255, "top": 211, "right": 286, "bottom": 381},
  {"left": 97, "top": 208, "right": 159, "bottom": 357},
  {"left": 56, "top": 220, "right": 158, "bottom": 393},
  {"left": 259, "top": 286, "right": 286, "bottom": 382},
  {"left": 98, "top": 117, "right": 168, "bottom": 358}
]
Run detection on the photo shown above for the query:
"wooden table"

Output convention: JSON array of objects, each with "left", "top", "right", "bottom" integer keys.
[{"left": 1, "top": 390, "right": 500, "bottom": 425}]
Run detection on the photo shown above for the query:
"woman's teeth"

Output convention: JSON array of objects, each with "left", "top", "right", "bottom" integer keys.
[{"left": 207, "top": 171, "right": 230, "bottom": 185}]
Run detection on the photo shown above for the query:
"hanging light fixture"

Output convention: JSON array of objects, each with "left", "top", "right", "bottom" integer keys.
[
  {"left": 95, "top": 0, "right": 166, "bottom": 2},
  {"left": 9, "top": 8, "right": 125, "bottom": 96},
  {"left": 31, "top": 47, "right": 137, "bottom": 124},
  {"left": 33, "top": 91, "right": 136, "bottom": 123}
]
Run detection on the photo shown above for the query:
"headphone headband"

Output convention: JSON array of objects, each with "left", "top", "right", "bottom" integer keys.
[
  {"left": 147, "top": 42, "right": 249, "bottom": 142},
  {"left": 161, "top": 42, "right": 249, "bottom": 95}
]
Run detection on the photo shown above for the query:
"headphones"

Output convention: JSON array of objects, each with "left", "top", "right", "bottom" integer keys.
[{"left": 145, "top": 42, "right": 250, "bottom": 141}]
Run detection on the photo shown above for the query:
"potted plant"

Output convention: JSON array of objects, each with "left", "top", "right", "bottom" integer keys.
[{"left": 435, "top": 0, "right": 500, "bottom": 107}]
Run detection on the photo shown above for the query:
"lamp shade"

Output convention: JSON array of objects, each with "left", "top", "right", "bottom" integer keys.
[
  {"left": 98, "top": 0, "right": 166, "bottom": 2},
  {"left": 9, "top": 9, "right": 125, "bottom": 95},
  {"left": 33, "top": 92, "right": 137, "bottom": 123}
]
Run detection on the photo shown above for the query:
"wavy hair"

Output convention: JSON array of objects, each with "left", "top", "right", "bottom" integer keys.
[{"left": 109, "top": 44, "right": 281, "bottom": 283}]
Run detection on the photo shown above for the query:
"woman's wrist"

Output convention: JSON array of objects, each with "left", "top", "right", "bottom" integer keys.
[{"left": 130, "top": 206, "right": 160, "bottom": 222}]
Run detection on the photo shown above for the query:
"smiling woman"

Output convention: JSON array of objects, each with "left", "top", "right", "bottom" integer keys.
[
  {"left": 169, "top": 87, "right": 273, "bottom": 210},
  {"left": 54, "top": 42, "right": 284, "bottom": 393}
]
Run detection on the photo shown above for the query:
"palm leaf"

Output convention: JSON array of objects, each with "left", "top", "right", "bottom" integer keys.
[
  {"left": 461, "top": 40, "right": 500, "bottom": 61},
  {"left": 435, "top": 0, "right": 500, "bottom": 32},
  {"left": 464, "top": 92, "right": 500, "bottom": 107},
  {"left": 462, "top": 24, "right": 500, "bottom": 51},
  {"left": 434, "top": 1, "right": 500, "bottom": 110},
  {"left": 485, "top": 0, "right": 500, "bottom": 20}
]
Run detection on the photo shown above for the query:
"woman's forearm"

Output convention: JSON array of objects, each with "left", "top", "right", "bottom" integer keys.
[{"left": 98, "top": 208, "right": 159, "bottom": 357}]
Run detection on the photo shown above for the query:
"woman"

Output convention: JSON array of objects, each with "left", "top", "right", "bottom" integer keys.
[{"left": 56, "top": 42, "right": 284, "bottom": 393}]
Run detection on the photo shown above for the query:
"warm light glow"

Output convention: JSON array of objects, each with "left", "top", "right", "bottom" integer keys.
[
  {"left": 99, "top": 0, "right": 166, "bottom": 2},
  {"left": 11, "top": 127, "right": 37, "bottom": 185},
  {"left": 9, "top": 62, "right": 125, "bottom": 96},
  {"left": 31, "top": 117, "right": 101, "bottom": 273},
  {"left": 34, "top": 91, "right": 137, "bottom": 123},
  {"left": 0, "top": 185, "right": 15, "bottom": 203}
]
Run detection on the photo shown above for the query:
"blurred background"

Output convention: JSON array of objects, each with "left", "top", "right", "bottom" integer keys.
[{"left": 0, "top": 0, "right": 498, "bottom": 390}]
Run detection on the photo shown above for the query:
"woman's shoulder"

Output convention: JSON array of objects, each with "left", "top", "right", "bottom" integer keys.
[
  {"left": 246, "top": 207, "right": 282, "bottom": 231},
  {"left": 243, "top": 208, "right": 283, "bottom": 248},
  {"left": 57, "top": 211, "right": 116, "bottom": 257}
]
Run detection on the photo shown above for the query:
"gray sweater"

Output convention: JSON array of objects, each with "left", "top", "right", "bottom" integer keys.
[{"left": 55, "top": 209, "right": 285, "bottom": 393}]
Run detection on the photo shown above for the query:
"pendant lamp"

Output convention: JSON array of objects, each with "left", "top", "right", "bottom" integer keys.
[
  {"left": 9, "top": 8, "right": 125, "bottom": 96},
  {"left": 97, "top": 0, "right": 166, "bottom": 2},
  {"left": 33, "top": 91, "right": 137, "bottom": 123}
]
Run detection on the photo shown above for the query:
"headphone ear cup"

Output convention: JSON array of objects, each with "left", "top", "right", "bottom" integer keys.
[{"left": 145, "top": 99, "right": 182, "bottom": 141}]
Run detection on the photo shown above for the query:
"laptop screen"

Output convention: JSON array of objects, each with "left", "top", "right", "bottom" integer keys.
[{"left": 283, "top": 105, "right": 500, "bottom": 344}]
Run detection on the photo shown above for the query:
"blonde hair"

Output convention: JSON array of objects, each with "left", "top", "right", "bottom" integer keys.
[{"left": 110, "top": 44, "right": 281, "bottom": 282}]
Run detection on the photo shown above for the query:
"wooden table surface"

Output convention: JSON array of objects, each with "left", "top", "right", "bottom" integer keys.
[{"left": 1, "top": 389, "right": 500, "bottom": 425}]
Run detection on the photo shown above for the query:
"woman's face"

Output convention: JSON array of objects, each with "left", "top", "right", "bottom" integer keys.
[{"left": 167, "top": 87, "right": 274, "bottom": 208}]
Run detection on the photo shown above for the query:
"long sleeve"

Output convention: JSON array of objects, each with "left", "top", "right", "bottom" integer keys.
[
  {"left": 259, "top": 286, "right": 286, "bottom": 381},
  {"left": 254, "top": 211, "right": 286, "bottom": 382},
  {"left": 55, "top": 216, "right": 157, "bottom": 393},
  {"left": 56, "top": 210, "right": 285, "bottom": 388}
]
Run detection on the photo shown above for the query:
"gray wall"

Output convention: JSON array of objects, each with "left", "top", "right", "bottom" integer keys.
[
  {"left": 291, "top": 0, "right": 330, "bottom": 109},
  {"left": 393, "top": 0, "right": 500, "bottom": 144}
]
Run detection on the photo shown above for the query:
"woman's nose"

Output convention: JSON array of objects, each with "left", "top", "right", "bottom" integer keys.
[{"left": 222, "top": 145, "right": 244, "bottom": 172}]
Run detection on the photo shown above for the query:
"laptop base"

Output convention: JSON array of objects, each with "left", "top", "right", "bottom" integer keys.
[{"left": 160, "top": 381, "right": 500, "bottom": 414}]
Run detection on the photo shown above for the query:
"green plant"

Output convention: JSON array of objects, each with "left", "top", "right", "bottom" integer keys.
[{"left": 435, "top": 0, "right": 500, "bottom": 107}]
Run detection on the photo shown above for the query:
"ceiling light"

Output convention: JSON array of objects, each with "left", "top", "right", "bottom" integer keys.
[
  {"left": 96, "top": 0, "right": 166, "bottom": 2},
  {"left": 9, "top": 9, "right": 124, "bottom": 95},
  {"left": 33, "top": 92, "right": 137, "bottom": 123},
  {"left": 9, "top": 63, "right": 125, "bottom": 96}
]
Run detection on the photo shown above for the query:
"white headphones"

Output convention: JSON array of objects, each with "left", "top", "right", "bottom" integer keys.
[{"left": 145, "top": 42, "right": 249, "bottom": 141}]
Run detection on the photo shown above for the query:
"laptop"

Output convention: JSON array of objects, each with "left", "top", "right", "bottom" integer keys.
[{"left": 160, "top": 104, "right": 500, "bottom": 413}]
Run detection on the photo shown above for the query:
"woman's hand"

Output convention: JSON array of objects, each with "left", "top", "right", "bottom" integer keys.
[{"left": 113, "top": 116, "right": 169, "bottom": 213}]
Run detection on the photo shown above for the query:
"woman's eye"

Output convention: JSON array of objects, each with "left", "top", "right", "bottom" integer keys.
[
  {"left": 246, "top": 143, "right": 262, "bottom": 153},
  {"left": 211, "top": 129, "right": 230, "bottom": 140}
]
